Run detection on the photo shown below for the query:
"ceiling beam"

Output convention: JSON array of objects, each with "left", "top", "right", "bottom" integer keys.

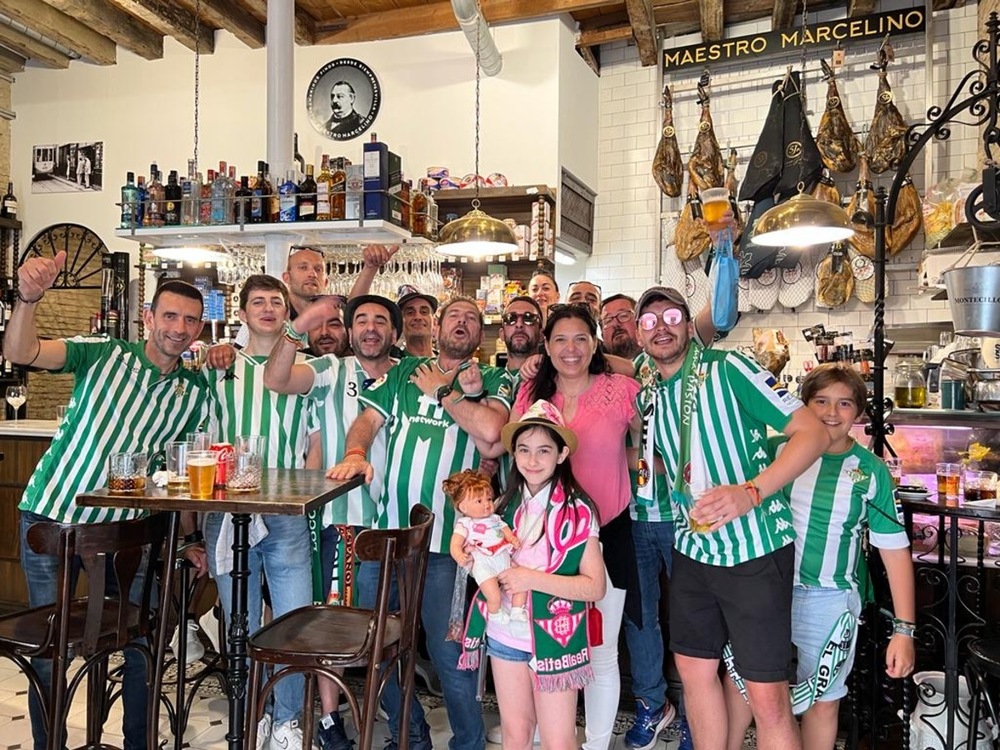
[
  {"left": 576, "top": 43, "right": 600, "bottom": 75},
  {"left": 697, "top": 0, "right": 723, "bottom": 41},
  {"left": 577, "top": 24, "right": 633, "bottom": 47},
  {"left": 771, "top": 0, "right": 798, "bottom": 30},
  {"left": 238, "top": 0, "right": 315, "bottom": 45},
  {"left": 38, "top": 0, "right": 163, "bottom": 60},
  {"left": 104, "top": 0, "right": 215, "bottom": 54},
  {"left": 191, "top": 0, "right": 264, "bottom": 48},
  {"left": 0, "top": 0, "right": 117, "bottom": 64},
  {"left": 315, "top": 0, "right": 611, "bottom": 45},
  {"left": 625, "top": 0, "right": 658, "bottom": 66},
  {"left": 0, "top": 22, "right": 71, "bottom": 67},
  {"left": 847, "top": 0, "right": 876, "bottom": 16},
  {"left": 0, "top": 44, "right": 24, "bottom": 73}
]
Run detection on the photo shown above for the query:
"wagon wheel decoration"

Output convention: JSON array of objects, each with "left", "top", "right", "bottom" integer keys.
[{"left": 18, "top": 223, "right": 108, "bottom": 289}]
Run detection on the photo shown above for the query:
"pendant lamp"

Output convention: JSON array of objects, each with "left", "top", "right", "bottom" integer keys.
[
  {"left": 751, "top": 183, "right": 855, "bottom": 247},
  {"left": 436, "top": 5, "right": 516, "bottom": 258}
]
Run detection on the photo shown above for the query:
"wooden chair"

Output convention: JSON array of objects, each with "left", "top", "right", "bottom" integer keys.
[
  {"left": 965, "top": 637, "right": 1000, "bottom": 750},
  {"left": 0, "top": 513, "right": 169, "bottom": 750},
  {"left": 246, "top": 505, "right": 434, "bottom": 750}
]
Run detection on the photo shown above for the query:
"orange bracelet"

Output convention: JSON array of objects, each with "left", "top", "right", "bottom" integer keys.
[
  {"left": 743, "top": 481, "right": 762, "bottom": 507},
  {"left": 344, "top": 448, "right": 367, "bottom": 461}
]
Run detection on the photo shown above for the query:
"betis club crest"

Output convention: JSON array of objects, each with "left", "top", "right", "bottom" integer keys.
[{"left": 538, "top": 598, "right": 585, "bottom": 648}]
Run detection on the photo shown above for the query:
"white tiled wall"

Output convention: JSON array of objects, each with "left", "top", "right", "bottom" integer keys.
[{"left": 589, "top": 3, "right": 981, "bottom": 368}]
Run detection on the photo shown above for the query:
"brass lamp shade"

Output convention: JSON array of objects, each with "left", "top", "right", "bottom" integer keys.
[
  {"left": 436, "top": 207, "right": 518, "bottom": 257},
  {"left": 751, "top": 192, "right": 855, "bottom": 247}
]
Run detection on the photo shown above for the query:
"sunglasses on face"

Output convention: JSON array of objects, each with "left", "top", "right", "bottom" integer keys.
[
  {"left": 600, "top": 310, "right": 635, "bottom": 328},
  {"left": 501, "top": 311, "right": 540, "bottom": 326},
  {"left": 638, "top": 308, "right": 686, "bottom": 330}
]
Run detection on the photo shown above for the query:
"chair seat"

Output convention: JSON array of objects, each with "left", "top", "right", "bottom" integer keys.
[
  {"left": 969, "top": 639, "right": 1000, "bottom": 675},
  {"left": 0, "top": 599, "right": 142, "bottom": 655},
  {"left": 249, "top": 605, "right": 401, "bottom": 666}
]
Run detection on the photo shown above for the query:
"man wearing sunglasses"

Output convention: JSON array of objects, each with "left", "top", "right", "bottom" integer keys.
[
  {"left": 499, "top": 296, "right": 543, "bottom": 374},
  {"left": 634, "top": 286, "right": 829, "bottom": 750}
]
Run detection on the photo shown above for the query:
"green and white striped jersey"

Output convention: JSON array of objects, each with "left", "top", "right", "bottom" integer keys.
[
  {"left": 771, "top": 437, "right": 909, "bottom": 591},
  {"left": 305, "top": 354, "right": 395, "bottom": 528},
  {"left": 641, "top": 346, "right": 800, "bottom": 566},
  {"left": 21, "top": 338, "right": 211, "bottom": 524},
  {"left": 359, "top": 357, "right": 512, "bottom": 553},
  {"left": 205, "top": 353, "right": 317, "bottom": 469}
]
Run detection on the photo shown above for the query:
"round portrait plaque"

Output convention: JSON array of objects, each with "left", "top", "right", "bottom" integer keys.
[{"left": 307, "top": 58, "right": 381, "bottom": 141}]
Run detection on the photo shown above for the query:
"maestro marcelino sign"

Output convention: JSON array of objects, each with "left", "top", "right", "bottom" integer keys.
[{"left": 662, "top": 8, "right": 926, "bottom": 72}]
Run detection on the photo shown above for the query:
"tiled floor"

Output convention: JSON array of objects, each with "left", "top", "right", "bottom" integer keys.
[{"left": 0, "top": 654, "right": 692, "bottom": 750}]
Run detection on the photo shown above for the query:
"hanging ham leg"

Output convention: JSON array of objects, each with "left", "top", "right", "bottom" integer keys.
[
  {"left": 676, "top": 182, "right": 712, "bottom": 261},
  {"left": 687, "top": 83, "right": 725, "bottom": 192},
  {"left": 890, "top": 176, "right": 923, "bottom": 255},
  {"left": 865, "top": 42, "right": 909, "bottom": 174},
  {"left": 652, "top": 85, "right": 684, "bottom": 198},
  {"left": 816, "top": 60, "right": 861, "bottom": 174}
]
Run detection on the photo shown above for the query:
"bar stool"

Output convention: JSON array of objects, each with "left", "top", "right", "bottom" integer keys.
[
  {"left": 0, "top": 514, "right": 168, "bottom": 750},
  {"left": 965, "top": 638, "right": 1000, "bottom": 750},
  {"left": 246, "top": 506, "right": 434, "bottom": 750}
]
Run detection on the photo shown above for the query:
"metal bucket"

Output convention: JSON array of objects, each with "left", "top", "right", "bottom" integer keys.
[{"left": 944, "top": 265, "right": 1000, "bottom": 336}]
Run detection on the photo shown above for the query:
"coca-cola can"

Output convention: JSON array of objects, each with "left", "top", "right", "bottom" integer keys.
[{"left": 209, "top": 443, "right": 234, "bottom": 487}]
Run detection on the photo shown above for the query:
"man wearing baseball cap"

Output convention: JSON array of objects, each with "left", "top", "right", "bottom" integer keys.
[
  {"left": 395, "top": 284, "right": 438, "bottom": 357},
  {"left": 633, "top": 285, "right": 829, "bottom": 750},
  {"left": 264, "top": 292, "right": 402, "bottom": 750}
]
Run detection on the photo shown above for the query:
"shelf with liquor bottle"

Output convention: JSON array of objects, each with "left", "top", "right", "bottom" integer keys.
[{"left": 0, "top": 211, "right": 26, "bottom": 417}]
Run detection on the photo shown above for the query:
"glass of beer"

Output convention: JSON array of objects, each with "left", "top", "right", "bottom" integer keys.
[
  {"left": 936, "top": 462, "right": 962, "bottom": 503},
  {"left": 964, "top": 470, "right": 998, "bottom": 503},
  {"left": 699, "top": 187, "right": 730, "bottom": 230},
  {"left": 187, "top": 450, "right": 217, "bottom": 499},
  {"left": 166, "top": 441, "right": 191, "bottom": 494},
  {"left": 227, "top": 435, "right": 264, "bottom": 493},
  {"left": 885, "top": 457, "right": 903, "bottom": 487},
  {"left": 108, "top": 453, "right": 147, "bottom": 495}
]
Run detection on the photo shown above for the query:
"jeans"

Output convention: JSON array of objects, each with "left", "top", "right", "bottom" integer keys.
[
  {"left": 20, "top": 510, "right": 150, "bottom": 750},
  {"left": 204, "top": 513, "right": 312, "bottom": 726},
  {"left": 357, "top": 552, "right": 485, "bottom": 750},
  {"left": 622, "top": 520, "right": 676, "bottom": 711}
]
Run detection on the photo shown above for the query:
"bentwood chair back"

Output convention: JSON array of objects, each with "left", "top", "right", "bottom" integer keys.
[
  {"left": 0, "top": 513, "right": 168, "bottom": 750},
  {"left": 246, "top": 505, "right": 435, "bottom": 750}
]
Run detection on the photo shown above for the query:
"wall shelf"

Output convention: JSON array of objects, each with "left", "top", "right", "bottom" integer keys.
[{"left": 114, "top": 219, "right": 429, "bottom": 248}]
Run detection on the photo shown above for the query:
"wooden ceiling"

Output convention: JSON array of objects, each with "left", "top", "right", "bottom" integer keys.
[{"left": 0, "top": 0, "right": 967, "bottom": 76}]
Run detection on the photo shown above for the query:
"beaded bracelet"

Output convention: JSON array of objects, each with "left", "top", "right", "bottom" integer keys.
[
  {"left": 344, "top": 447, "right": 368, "bottom": 461},
  {"left": 742, "top": 481, "right": 762, "bottom": 507}
]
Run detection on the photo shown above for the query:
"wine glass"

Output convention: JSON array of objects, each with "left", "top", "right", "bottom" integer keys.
[{"left": 6, "top": 385, "right": 27, "bottom": 424}]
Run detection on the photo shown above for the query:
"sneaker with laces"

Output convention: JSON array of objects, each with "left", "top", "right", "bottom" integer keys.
[
  {"left": 675, "top": 716, "right": 693, "bottom": 750},
  {"left": 270, "top": 719, "right": 311, "bottom": 750},
  {"left": 623, "top": 699, "right": 676, "bottom": 750},
  {"left": 169, "top": 619, "right": 205, "bottom": 665},
  {"left": 317, "top": 712, "right": 354, "bottom": 750},
  {"left": 255, "top": 715, "right": 272, "bottom": 750}
]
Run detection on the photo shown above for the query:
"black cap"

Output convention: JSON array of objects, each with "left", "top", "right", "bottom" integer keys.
[
  {"left": 636, "top": 286, "right": 690, "bottom": 318},
  {"left": 396, "top": 285, "right": 439, "bottom": 314},
  {"left": 345, "top": 294, "right": 403, "bottom": 335}
]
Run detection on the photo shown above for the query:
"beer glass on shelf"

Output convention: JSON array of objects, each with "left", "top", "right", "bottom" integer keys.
[
  {"left": 6, "top": 385, "right": 26, "bottom": 423},
  {"left": 936, "top": 462, "right": 962, "bottom": 503},
  {"left": 187, "top": 451, "right": 217, "bottom": 499},
  {"left": 964, "top": 470, "right": 998, "bottom": 503},
  {"left": 108, "top": 452, "right": 148, "bottom": 495},
  {"left": 166, "top": 441, "right": 191, "bottom": 494},
  {"left": 227, "top": 435, "right": 264, "bottom": 492}
]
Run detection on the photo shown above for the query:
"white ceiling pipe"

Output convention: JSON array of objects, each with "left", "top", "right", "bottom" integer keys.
[{"left": 451, "top": 0, "right": 502, "bottom": 76}]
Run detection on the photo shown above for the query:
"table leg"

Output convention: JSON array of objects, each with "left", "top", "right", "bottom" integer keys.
[
  {"left": 226, "top": 513, "right": 252, "bottom": 750},
  {"left": 152, "top": 512, "right": 180, "bottom": 750}
]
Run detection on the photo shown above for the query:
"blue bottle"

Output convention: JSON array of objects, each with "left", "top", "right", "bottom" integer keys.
[{"left": 279, "top": 169, "right": 298, "bottom": 222}]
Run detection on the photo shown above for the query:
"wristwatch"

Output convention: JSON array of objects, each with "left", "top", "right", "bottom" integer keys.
[{"left": 435, "top": 384, "right": 453, "bottom": 405}]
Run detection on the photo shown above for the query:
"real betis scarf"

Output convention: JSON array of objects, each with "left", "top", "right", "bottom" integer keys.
[{"left": 458, "top": 481, "right": 596, "bottom": 692}]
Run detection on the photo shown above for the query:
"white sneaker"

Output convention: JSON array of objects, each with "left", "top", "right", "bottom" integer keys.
[
  {"left": 199, "top": 607, "right": 222, "bottom": 654},
  {"left": 169, "top": 620, "right": 205, "bottom": 665},
  {"left": 486, "top": 725, "right": 540, "bottom": 745},
  {"left": 256, "top": 715, "right": 272, "bottom": 750},
  {"left": 270, "top": 719, "right": 318, "bottom": 750}
]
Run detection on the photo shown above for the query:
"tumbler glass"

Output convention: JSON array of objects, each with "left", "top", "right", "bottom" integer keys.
[
  {"left": 227, "top": 435, "right": 264, "bottom": 493},
  {"left": 108, "top": 453, "right": 148, "bottom": 495}
]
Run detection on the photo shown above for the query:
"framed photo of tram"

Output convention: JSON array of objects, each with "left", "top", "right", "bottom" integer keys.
[
  {"left": 32, "top": 141, "right": 104, "bottom": 193},
  {"left": 307, "top": 58, "right": 381, "bottom": 142}
]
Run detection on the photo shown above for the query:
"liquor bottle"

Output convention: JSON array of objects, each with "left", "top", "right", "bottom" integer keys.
[
  {"left": 250, "top": 160, "right": 269, "bottom": 223},
  {"left": 266, "top": 162, "right": 280, "bottom": 223},
  {"left": 200, "top": 169, "right": 214, "bottom": 225},
  {"left": 279, "top": 170, "right": 298, "bottom": 222},
  {"left": 227, "top": 165, "right": 238, "bottom": 223},
  {"left": 315, "top": 155, "right": 333, "bottom": 221},
  {"left": 363, "top": 134, "right": 389, "bottom": 220},
  {"left": 164, "top": 170, "right": 182, "bottom": 225},
  {"left": 181, "top": 159, "right": 201, "bottom": 226},
  {"left": 235, "top": 175, "right": 252, "bottom": 224},
  {"left": 298, "top": 164, "right": 317, "bottom": 221},
  {"left": 120, "top": 172, "right": 139, "bottom": 229},
  {"left": 136, "top": 175, "right": 147, "bottom": 226},
  {"left": 1, "top": 182, "right": 17, "bottom": 220},
  {"left": 211, "top": 162, "right": 229, "bottom": 224},
  {"left": 145, "top": 166, "right": 165, "bottom": 227},
  {"left": 426, "top": 185, "right": 439, "bottom": 240},
  {"left": 331, "top": 157, "right": 347, "bottom": 220},
  {"left": 411, "top": 178, "right": 428, "bottom": 237}
]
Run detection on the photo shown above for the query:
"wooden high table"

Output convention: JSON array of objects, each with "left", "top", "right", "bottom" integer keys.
[{"left": 78, "top": 469, "right": 363, "bottom": 750}]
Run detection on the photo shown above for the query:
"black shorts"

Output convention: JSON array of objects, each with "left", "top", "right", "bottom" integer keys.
[{"left": 668, "top": 544, "right": 794, "bottom": 683}]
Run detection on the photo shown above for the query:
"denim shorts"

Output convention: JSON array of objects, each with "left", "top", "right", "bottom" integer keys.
[
  {"left": 792, "top": 586, "right": 862, "bottom": 702},
  {"left": 486, "top": 636, "right": 532, "bottom": 663}
]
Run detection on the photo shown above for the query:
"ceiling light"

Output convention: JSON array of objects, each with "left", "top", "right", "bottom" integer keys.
[
  {"left": 751, "top": 191, "right": 855, "bottom": 247},
  {"left": 152, "top": 246, "right": 230, "bottom": 264},
  {"left": 555, "top": 248, "right": 577, "bottom": 265}
]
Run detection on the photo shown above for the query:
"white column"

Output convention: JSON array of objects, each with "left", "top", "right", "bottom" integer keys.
[{"left": 264, "top": 0, "right": 295, "bottom": 278}]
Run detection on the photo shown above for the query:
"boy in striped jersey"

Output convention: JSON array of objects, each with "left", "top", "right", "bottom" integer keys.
[
  {"left": 329, "top": 297, "right": 512, "bottom": 750},
  {"left": 264, "top": 292, "right": 401, "bottom": 750},
  {"left": 6, "top": 252, "right": 211, "bottom": 750},
  {"left": 200, "top": 275, "right": 322, "bottom": 750},
  {"left": 634, "top": 287, "right": 830, "bottom": 750}
]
